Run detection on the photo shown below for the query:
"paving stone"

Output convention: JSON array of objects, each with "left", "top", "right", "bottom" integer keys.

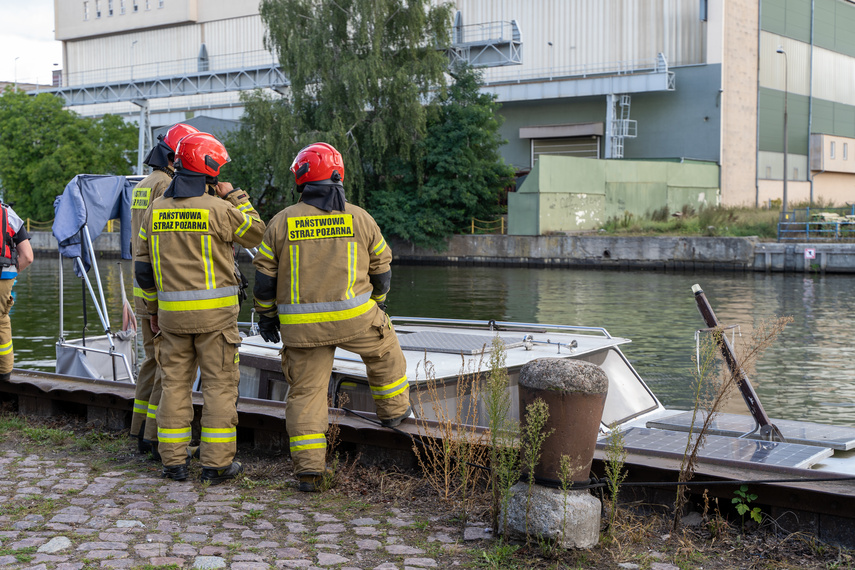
[
  {"left": 11, "top": 537, "right": 48, "bottom": 549},
  {"left": 134, "top": 542, "right": 169, "bottom": 557},
  {"left": 404, "top": 558, "right": 438, "bottom": 567},
  {"left": 172, "top": 542, "right": 199, "bottom": 556},
  {"left": 276, "top": 562, "right": 312, "bottom": 569},
  {"left": 193, "top": 555, "right": 227, "bottom": 569},
  {"left": 149, "top": 557, "right": 187, "bottom": 567},
  {"left": 232, "top": 563, "right": 270, "bottom": 570},
  {"left": 316, "top": 523, "right": 345, "bottom": 533},
  {"left": 85, "top": 550, "right": 128, "bottom": 559},
  {"left": 37, "top": 536, "right": 73, "bottom": 553},
  {"left": 356, "top": 539, "right": 381, "bottom": 550},
  {"left": 317, "top": 552, "right": 349, "bottom": 566},
  {"left": 312, "top": 514, "right": 340, "bottom": 523},
  {"left": 385, "top": 544, "right": 425, "bottom": 555},
  {"left": 115, "top": 520, "right": 144, "bottom": 528}
]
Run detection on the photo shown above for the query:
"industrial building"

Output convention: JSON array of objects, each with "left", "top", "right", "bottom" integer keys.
[{"left": 47, "top": 0, "right": 855, "bottom": 228}]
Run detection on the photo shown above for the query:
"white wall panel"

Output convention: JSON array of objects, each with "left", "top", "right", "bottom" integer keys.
[
  {"left": 760, "top": 31, "right": 855, "bottom": 106},
  {"left": 450, "top": 0, "right": 705, "bottom": 84}
]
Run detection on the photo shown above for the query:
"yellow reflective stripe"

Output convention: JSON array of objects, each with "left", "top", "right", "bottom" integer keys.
[
  {"left": 138, "top": 227, "right": 148, "bottom": 241},
  {"left": 289, "top": 433, "right": 327, "bottom": 451},
  {"left": 157, "top": 427, "right": 191, "bottom": 443},
  {"left": 234, "top": 211, "right": 252, "bottom": 238},
  {"left": 133, "top": 399, "right": 148, "bottom": 415},
  {"left": 159, "top": 295, "right": 238, "bottom": 312},
  {"left": 0, "top": 340, "right": 12, "bottom": 356},
  {"left": 371, "top": 292, "right": 387, "bottom": 303},
  {"left": 279, "top": 298, "right": 375, "bottom": 325},
  {"left": 237, "top": 202, "right": 253, "bottom": 212},
  {"left": 373, "top": 237, "right": 387, "bottom": 255},
  {"left": 147, "top": 403, "right": 158, "bottom": 419},
  {"left": 289, "top": 245, "right": 299, "bottom": 305},
  {"left": 370, "top": 375, "right": 409, "bottom": 399},
  {"left": 133, "top": 286, "right": 157, "bottom": 301},
  {"left": 201, "top": 427, "right": 237, "bottom": 443},
  {"left": 256, "top": 299, "right": 274, "bottom": 309},
  {"left": 201, "top": 235, "right": 215, "bottom": 290},
  {"left": 152, "top": 235, "right": 163, "bottom": 291},
  {"left": 345, "top": 242, "right": 357, "bottom": 300},
  {"left": 258, "top": 241, "right": 274, "bottom": 260}
]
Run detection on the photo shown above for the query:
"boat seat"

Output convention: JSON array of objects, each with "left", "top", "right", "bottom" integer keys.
[
  {"left": 646, "top": 411, "right": 855, "bottom": 451},
  {"left": 600, "top": 426, "right": 833, "bottom": 470}
]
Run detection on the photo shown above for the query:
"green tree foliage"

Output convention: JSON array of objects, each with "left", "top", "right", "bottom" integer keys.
[
  {"left": 0, "top": 88, "right": 137, "bottom": 220},
  {"left": 257, "top": 0, "right": 453, "bottom": 207},
  {"left": 371, "top": 64, "right": 515, "bottom": 249}
]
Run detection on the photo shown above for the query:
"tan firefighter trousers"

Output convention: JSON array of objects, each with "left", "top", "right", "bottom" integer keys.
[
  {"left": 282, "top": 312, "right": 409, "bottom": 475},
  {"left": 156, "top": 327, "right": 241, "bottom": 469},
  {"left": 131, "top": 319, "right": 160, "bottom": 438},
  {"left": 0, "top": 279, "right": 14, "bottom": 374}
]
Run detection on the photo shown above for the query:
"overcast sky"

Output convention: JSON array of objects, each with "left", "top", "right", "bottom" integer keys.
[{"left": 0, "top": 0, "right": 63, "bottom": 85}]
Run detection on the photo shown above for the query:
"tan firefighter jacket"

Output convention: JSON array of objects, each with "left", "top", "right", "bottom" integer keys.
[
  {"left": 253, "top": 201, "right": 392, "bottom": 347},
  {"left": 135, "top": 187, "right": 265, "bottom": 334},
  {"left": 131, "top": 168, "right": 173, "bottom": 318}
]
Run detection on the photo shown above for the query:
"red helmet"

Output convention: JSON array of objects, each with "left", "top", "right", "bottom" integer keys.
[
  {"left": 175, "top": 133, "right": 230, "bottom": 177},
  {"left": 290, "top": 142, "right": 344, "bottom": 185},
  {"left": 163, "top": 123, "right": 200, "bottom": 152}
]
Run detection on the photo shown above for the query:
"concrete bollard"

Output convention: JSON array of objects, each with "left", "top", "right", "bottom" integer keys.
[
  {"left": 518, "top": 358, "right": 608, "bottom": 484},
  {"left": 501, "top": 358, "right": 608, "bottom": 549}
]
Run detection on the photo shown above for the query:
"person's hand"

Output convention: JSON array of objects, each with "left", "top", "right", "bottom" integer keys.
[
  {"left": 258, "top": 314, "right": 280, "bottom": 343},
  {"left": 216, "top": 181, "right": 234, "bottom": 198},
  {"left": 150, "top": 314, "right": 160, "bottom": 334}
]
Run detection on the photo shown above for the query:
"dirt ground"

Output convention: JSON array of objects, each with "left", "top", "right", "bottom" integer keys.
[{"left": 2, "top": 410, "right": 854, "bottom": 570}]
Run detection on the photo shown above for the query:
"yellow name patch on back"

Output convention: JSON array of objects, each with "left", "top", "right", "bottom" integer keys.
[
  {"left": 132, "top": 188, "right": 151, "bottom": 210},
  {"left": 287, "top": 215, "right": 354, "bottom": 241},
  {"left": 152, "top": 209, "right": 210, "bottom": 232}
]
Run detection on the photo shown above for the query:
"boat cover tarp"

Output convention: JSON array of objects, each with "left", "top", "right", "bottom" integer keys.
[
  {"left": 52, "top": 174, "right": 134, "bottom": 276},
  {"left": 55, "top": 333, "right": 135, "bottom": 382}
]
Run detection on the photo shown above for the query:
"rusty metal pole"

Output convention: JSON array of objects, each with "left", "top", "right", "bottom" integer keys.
[{"left": 518, "top": 358, "right": 608, "bottom": 484}]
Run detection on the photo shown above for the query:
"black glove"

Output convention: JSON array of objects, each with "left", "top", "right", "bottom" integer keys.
[{"left": 258, "top": 315, "right": 280, "bottom": 344}]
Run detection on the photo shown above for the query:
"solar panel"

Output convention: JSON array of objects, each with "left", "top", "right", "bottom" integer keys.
[
  {"left": 647, "top": 412, "right": 855, "bottom": 451},
  {"left": 599, "top": 427, "right": 833, "bottom": 470},
  {"left": 397, "top": 331, "right": 523, "bottom": 355}
]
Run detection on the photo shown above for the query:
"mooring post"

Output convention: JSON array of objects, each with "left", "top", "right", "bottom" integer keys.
[{"left": 502, "top": 358, "right": 608, "bottom": 549}]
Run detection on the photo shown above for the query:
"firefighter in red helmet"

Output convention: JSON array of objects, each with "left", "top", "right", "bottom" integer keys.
[
  {"left": 252, "top": 142, "right": 410, "bottom": 492},
  {"left": 135, "top": 132, "right": 265, "bottom": 484},
  {"left": 130, "top": 122, "right": 199, "bottom": 458}
]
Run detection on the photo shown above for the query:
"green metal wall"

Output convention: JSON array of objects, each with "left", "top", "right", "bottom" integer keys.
[
  {"left": 762, "top": 0, "right": 855, "bottom": 57},
  {"left": 496, "top": 65, "right": 723, "bottom": 172},
  {"left": 508, "top": 156, "right": 719, "bottom": 236}
]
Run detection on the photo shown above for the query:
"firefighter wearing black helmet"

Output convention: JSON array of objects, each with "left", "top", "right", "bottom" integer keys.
[
  {"left": 135, "top": 132, "right": 265, "bottom": 484},
  {"left": 130, "top": 122, "right": 199, "bottom": 458},
  {"left": 252, "top": 142, "right": 411, "bottom": 492}
]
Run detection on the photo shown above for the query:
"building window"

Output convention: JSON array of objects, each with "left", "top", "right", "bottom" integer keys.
[
  {"left": 766, "top": 166, "right": 772, "bottom": 179},
  {"left": 120, "top": 0, "right": 125, "bottom": 13},
  {"left": 95, "top": 0, "right": 101, "bottom": 18},
  {"left": 145, "top": 0, "right": 150, "bottom": 9},
  {"left": 133, "top": 0, "right": 138, "bottom": 12},
  {"left": 108, "top": 0, "right": 113, "bottom": 15},
  {"left": 83, "top": 0, "right": 89, "bottom": 20},
  {"left": 158, "top": 0, "right": 164, "bottom": 6},
  {"left": 830, "top": 141, "right": 836, "bottom": 159}
]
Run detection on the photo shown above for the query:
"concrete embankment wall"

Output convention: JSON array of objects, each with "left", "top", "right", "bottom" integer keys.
[{"left": 30, "top": 231, "right": 855, "bottom": 273}]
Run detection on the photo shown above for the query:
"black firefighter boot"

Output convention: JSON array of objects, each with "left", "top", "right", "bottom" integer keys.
[
  {"left": 0, "top": 371, "right": 10, "bottom": 382},
  {"left": 200, "top": 461, "right": 243, "bottom": 485},
  {"left": 162, "top": 463, "right": 189, "bottom": 481}
]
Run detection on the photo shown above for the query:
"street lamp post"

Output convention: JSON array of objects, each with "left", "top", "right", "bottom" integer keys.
[
  {"left": 131, "top": 40, "right": 138, "bottom": 81},
  {"left": 14, "top": 57, "right": 20, "bottom": 89},
  {"left": 777, "top": 46, "right": 789, "bottom": 213}
]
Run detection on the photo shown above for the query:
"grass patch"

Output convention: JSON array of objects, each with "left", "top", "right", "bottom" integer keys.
[{"left": 600, "top": 205, "right": 779, "bottom": 238}]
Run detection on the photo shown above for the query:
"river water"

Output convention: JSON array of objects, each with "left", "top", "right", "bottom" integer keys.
[{"left": 12, "top": 257, "right": 855, "bottom": 427}]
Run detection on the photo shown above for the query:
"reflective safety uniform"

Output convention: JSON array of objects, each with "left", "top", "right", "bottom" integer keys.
[
  {"left": 130, "top": 168, "right": 173, "bottom": 441},
  {"left": 0, "top": 205, "right": 28, "bottom": 376},
  {"left": 135, "top": 188, "right": 265, "bottom": 469},
  {"left": 252, "top": 201, "right": 409, "bottom": 475}
]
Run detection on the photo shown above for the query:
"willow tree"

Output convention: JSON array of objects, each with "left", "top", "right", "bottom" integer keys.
[{"left": 259, "top": 0, "right": 454, "bottom": 207}]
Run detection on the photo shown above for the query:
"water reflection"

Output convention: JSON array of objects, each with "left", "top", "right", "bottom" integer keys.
[{"left": 13, "top": 258, "right": 855, "bottom": 427}]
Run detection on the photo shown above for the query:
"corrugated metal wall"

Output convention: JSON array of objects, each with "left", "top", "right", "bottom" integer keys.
[
  {"left": 64, "top": 14, "right": 271, "bottom": 85},
  {"left": 451, "top": 0, "right": 706, "bottom": 83}
]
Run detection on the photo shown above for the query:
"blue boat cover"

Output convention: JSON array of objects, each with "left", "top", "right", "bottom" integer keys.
[{"left": 52, "top": 175, "right": 134, "bottom": 276}]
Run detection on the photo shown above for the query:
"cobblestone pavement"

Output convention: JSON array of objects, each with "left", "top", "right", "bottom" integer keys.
[{"left": 0, "top": 449, "right": 490, "bottom": 569}]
